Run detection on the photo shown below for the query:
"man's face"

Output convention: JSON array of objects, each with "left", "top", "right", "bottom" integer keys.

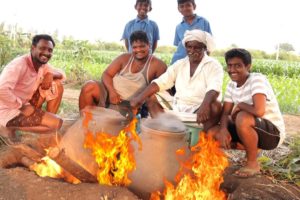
[
  {"left": 185, "top": 40, "right": 206, "bottom": 63},
  {"left": 135, "top": 2, "right": 151, "bottom": 18},
  {"left": 226, "top": 57, "right": 250, "bottom": 86},
  {"left": 31, "top": 39, "right": 54, "bottom": 65},
  {"left": 131, "top": 40, "right": 150, "bottom": 60},
  {"left": 178, "top": 2, "right": 195, "bottom": 17}
]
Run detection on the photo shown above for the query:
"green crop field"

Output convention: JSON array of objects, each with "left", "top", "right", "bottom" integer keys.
[
  {"left": 48, "top": 50, "right": 300, "bottom": 114},
  {"left": 1, "top": 32, "right": 299, "bottom": 114}
]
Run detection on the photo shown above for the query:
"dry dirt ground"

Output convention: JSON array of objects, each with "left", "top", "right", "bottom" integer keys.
[
  {"left": 0, "top": 87, "right": 299, "bottom": 200},
  {"left": 0, "top": 166, "right": 138, "bottom": 200}
]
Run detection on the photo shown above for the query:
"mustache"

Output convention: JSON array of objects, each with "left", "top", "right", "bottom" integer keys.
[{"left": 40, "top": 54, "right": 51, "bottom": 58}]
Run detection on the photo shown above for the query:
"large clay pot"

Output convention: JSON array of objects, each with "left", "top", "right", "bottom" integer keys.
[
  {"left": 59, "top": 107, "right": 128, "bottom": 177},
  {"left": 129, "top": 113, "right": 190, "bottom": 199}
]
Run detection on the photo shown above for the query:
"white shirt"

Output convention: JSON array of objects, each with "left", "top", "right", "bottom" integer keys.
[
  {"left": 153, "top": 54, "right": 224, "bottom": 113},
  {"left": 224, "top": 73, "right": 285, "bottom": 146}
]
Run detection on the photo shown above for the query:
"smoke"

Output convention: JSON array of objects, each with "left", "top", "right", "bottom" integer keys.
[{"left": 143, "top": 112, "right": 186, "bottom": 133}]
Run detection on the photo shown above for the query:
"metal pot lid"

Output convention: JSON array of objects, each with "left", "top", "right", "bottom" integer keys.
[{"left": 143, "top": 113, "right": 186, "bottom": 133}]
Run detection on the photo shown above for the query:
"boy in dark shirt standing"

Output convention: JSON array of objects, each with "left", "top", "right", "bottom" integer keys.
[
  {"left": 171, "top": 0, "right": 212, "bottom": 64},
  {"left": 121, "top": 0, "right": 160, "bottom": 54}
]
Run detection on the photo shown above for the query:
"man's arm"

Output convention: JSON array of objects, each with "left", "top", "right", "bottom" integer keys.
[
  {"left": 151, "top": 58, "right": 167, "bottom": 81},
  {"left": 0, "top": 65, "right": 23, "bottom": 108},
  {"left": 102, "top": 55, "right": 125, "bottom": 104},
  {"left": 148, "top": 60, "right": 177, "bottom": 92},
  {"left": 233, "top": 94, "right": 266, "bottom": 118},
  {"left": 196, "top": 90, "right": 219, "bottom": 124},
  {"left": 52, "top": 70, "right": 64, "bottom": 80},
  {"left": 130, "top": 82, "right": 160, "bottom": 108},
  {"left": 217, "top": 101, "right": 234, "bottom": 149},
  {"left": 41, "top": 68, "right": 65, "bottom": 90}
]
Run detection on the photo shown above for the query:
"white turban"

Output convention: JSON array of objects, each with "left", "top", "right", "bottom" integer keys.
[{"left": 182, "top": 29, "right": 215, "bottom": 52}]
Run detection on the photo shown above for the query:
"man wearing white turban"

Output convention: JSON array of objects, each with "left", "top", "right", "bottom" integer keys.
[
  {"left": 182, "top": 29, "right": 215, "bottom": 53},
  {"left": 130, "top": 29, "right": 223, "bottom": 132}
]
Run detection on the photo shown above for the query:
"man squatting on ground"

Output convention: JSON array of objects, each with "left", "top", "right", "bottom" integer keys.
[
  {"left": 208, "top": 48, "right": 285, "bottom": 178},
  {"left": 79, "top": 30, "right": 167, "bottom": 117},
  {"left": 130, "top": 29, "right": 224, "bottom": 132},
  {"left": 0, "top": 34, "right": 64, "bottom": 144}
]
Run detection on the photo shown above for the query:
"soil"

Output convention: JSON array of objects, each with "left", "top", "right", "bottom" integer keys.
[
  {"left": 0, "top": 86, "right": 299, "bottom": 200},
  {"left": 0, "top": 167, "right": 138, "bottom": 200}
]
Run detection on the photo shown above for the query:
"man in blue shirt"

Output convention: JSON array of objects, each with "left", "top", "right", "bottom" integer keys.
[
  {"left": 171, "top": 0, "right": 212, "bottom": 64},
  {"left": 121, "top": 0, "right": 159, "bottom": 54}
]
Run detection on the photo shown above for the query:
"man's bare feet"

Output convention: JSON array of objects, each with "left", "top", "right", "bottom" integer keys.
[
  {"left": 234, "top": 160, "right": 261, "bottom": 178},
  {"left": 233, "top": 166, "right": 261, "bottom": 178}
]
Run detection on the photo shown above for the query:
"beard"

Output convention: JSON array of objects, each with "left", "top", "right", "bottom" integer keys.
[
  {"left": 134, "top": 54, "right": 149, "bottom": 61},
  {"left": 32, "top": 54, "right": 50, "bottom": 65}
]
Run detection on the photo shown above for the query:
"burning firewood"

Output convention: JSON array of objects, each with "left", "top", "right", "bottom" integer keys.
[
  {"left": 20, "top": 156, "right": 35, "bottom": 168},
  {"left": 48, "top": 146, "right": 98, "bottom": 183}
]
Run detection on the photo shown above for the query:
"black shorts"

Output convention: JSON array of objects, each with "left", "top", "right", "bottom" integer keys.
[{"left": 228, "top": 118, "right": 280, "bottom": 150}]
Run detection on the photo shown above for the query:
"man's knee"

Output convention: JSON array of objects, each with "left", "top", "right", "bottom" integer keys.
[
  {"left": 40, "top": 112, "right": 63, "bottom": 131},
  {"left": 56, "top": 118, "right": 63, "bottom": 130},
  {"left": 49, "top": 117, "right": 63, "bottom": 131},
  {"left": 235, "top": 111, "right": 255, "bottom": 128},
  {"left": 80, "top": 80, "right": 99, "bottom": 96},
  {"left": 54, "top": 80, "right": 64, "bottom": 95},
  {"left": 211, "top": 101, "right": 222, "bottom": 117}
]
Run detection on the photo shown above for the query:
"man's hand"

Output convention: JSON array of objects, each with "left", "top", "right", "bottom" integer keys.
[
  {"left": 215, "top": 128, "right": 232, "bottom": 149},
  {"left": 196, "top": 103, "right": 211, "bottom": 124},
  {"left": 20, "top": 105, "right": 35, "bottom": 117},
  {"left": 41, "top": 73, "right": 53, "bottom": 90},
  {"left": 130, "top": 97, "right": 143, "bottom": 109},
  {"left": 109, "top": 90, "right": 121, "bottom": 105}
]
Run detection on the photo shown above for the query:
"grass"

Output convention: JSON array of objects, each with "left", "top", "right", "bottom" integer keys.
[
  {"left": 259, "top": 136, "right": 300, "bottom": 186},
  {"left": 64, "top": 52, "right": 298, "bottom": 115},
  {"left": 58, "top": 100, "right": 78, "bottom": 118}
]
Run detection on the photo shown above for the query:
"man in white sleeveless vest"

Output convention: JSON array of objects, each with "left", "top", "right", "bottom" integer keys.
[{"left": 79, "top": 31, "right": 167, "bottom": 118}]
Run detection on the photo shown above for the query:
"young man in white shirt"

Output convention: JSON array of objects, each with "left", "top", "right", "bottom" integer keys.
[{"left": 208, "top": 48, "right": 285, "bottom": 178}]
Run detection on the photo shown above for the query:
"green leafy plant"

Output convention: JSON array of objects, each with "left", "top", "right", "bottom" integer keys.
[{"left": 259, "top": 136, "right": 300, "bottom": 186}]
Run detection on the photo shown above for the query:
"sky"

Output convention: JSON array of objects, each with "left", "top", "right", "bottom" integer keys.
[{"left": 1, "top": 0, "right": 299, "bottom": 53}]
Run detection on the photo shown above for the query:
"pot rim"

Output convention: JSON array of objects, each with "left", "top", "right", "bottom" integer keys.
[{"left": 141, "top": 123, "right": 186, "bottom": 138}]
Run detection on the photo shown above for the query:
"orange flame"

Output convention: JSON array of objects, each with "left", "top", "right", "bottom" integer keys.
[
  {"left": 31, "top": 153, "right": 80, "bottom": 184},
  {"left": 83, "top": 112, "right": 141, "bottom": 186},
  {"left": 31, "top": 156, "right": 62, "bottom": 178},
  {"left": 151, "top": 132, "right": 229, "bottom": 200}
]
